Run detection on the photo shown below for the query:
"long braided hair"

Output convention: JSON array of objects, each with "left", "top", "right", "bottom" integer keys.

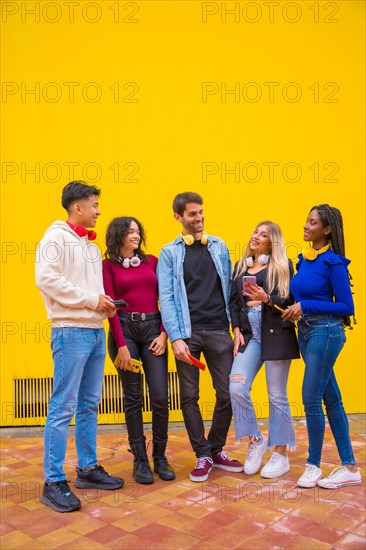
[{"left": 310, "top": 204, "right": 356, "bottom": 328}]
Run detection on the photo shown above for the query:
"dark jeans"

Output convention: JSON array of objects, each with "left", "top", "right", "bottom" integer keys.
[
  {"left": 176, "top": 330, "right": 234, "bottom": 458},
  {"left": 108, "top": 317, "right": 169, "bottom": 445},
  {"left": 298, "top": 316, "right": 355, "bottom": 467}
]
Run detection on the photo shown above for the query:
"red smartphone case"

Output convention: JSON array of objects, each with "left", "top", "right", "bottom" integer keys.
[{"left": 187, "top": 353, "right": 206, "bottom": 371}]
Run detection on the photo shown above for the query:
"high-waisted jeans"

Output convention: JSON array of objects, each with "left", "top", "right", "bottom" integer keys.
[
  {"left": 230, "top": 306, "right": 295, "bottom": 448},
  {"left": 108, "top": 316, "right": 169, "bottom": 446},
  {"left": 298, "top": 315, "right": 355, "bottom": 466}
]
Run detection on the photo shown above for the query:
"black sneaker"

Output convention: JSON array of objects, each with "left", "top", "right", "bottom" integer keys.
[
  {"left": 74, "top": 464, "right": 124, "bottom": 490},
  {"left": 40, "top": 481, "right": 81, "bottom": 513}
]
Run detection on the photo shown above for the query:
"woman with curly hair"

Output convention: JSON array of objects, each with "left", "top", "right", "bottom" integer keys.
[{"left": 103, "top": 217, "right": 175, "bottom": 485}]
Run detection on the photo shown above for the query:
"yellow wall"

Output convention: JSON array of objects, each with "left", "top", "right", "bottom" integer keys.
[{"left": 1, "top": 0, "right": 365, "bottom": 425}]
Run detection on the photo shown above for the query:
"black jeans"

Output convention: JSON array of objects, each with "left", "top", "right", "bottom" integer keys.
[
  {"left": 175, "top": 330, "right": 234, "bottom": 458},
  {"left": 108, "top": 316, "right": 169, "bottom": 445}
]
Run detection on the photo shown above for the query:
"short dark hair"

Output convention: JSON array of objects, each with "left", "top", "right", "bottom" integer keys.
[
  {"left": 104, "top": 217, "right": 147, "bottom": 264},
  {"left": 172, "top": 192, "right": 203, "bottom": 216},
  {"left": 61, "top": 181, "right": 101, "bottom": 212}
]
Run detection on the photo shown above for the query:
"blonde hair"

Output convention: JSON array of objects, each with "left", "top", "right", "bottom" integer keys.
[{"left": 235, "top": 221, "right": 290, "bottom": 298}]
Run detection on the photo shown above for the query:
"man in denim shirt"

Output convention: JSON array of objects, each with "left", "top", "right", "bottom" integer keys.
[{"left": 157, "top": 192, "right": 243, "bottom": 481}]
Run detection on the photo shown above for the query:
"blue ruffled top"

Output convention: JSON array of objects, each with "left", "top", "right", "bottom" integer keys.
[{"left": 290, "top": 249, "right": 354, "bottom": 316}]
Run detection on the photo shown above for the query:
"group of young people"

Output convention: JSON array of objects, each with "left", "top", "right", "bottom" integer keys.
[{"left": 36, "top": 183, "right": 361, "bottom": 513}]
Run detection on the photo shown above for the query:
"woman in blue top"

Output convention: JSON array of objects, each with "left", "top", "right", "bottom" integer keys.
[{"left": 283, "top": 204, "right": 360, "bottom": 489}]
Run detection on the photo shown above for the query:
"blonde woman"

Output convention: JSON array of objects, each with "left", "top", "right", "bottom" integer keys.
[{"left": 229, "top": 221, "right": 299, "bottom": 478}]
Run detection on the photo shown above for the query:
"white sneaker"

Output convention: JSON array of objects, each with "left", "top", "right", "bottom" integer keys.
[
  {"left": 317, "top": 466, "right": 361, "bottom": 489},
  {"left": 260, "top": 452, "right": 290, "bottom": 479},
  {"left": 297, "top": 464, "right": 323, "bottom": 488},
  {"left": 244, "top": 437, "right": 268, "bottom": 475}
]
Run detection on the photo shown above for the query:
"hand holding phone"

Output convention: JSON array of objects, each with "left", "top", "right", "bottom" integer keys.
[
  {"left": 127, "top": 359, "right": 142, "bottom": 373},
  {"left": 187, "top": 353, "right": 206, "bottom": 371},
  {"left": 112, "top": 299, "right": 129, "bottom": 308},
  {"left": 242, "top": 275, "right": 257, "bottom": 294},
  {"left": 114, "top": 356, "right": 142, "bottom": 373}
]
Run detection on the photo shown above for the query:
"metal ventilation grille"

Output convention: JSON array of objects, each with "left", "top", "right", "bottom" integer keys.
[
  {"left": 14, "top": 372, "right": 180, "bottom": 419},
  {"left": 14, "top": 377, "right": 53, "bottom": 419}
]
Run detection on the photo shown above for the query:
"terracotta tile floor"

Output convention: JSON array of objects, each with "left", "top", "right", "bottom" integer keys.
[{"left": 1, "top": 416, "right": 365, "bottom": 549}]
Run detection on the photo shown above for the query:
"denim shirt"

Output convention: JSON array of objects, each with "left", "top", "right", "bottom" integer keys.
[{"left": 157, "top": 234, "right": 232, "bottom": 342}]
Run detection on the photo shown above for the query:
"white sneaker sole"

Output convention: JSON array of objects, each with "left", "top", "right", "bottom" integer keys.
[
  {"left": 213, "top": 464, "right": 244, "bottom": 473},
  {"left": 297, "top": 475, "right": 322, "bottom": 488},
  {"left": 261, "top": 466, "right": 290, "bottom": 479},
  {"left": 317, "top": 479, "right": 361, "bottom": 489},
  {"left": 189, "top": 466, "right": 212, "bottom": 482},
  {"left": 244, "top": 464, "right": 262, "bottom": 475}
]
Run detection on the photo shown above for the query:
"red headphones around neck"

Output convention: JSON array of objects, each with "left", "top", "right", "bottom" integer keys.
[{"left": 66, "top": 221, "right": 96, "bottom": 241}]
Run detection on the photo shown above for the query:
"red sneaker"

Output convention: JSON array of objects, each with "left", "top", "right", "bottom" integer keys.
[
  {"left": 189, "top": 457, "right": 213, "bottom": 482},
  {"left": 212, "top": 451, "right": 244, "bottom": 472}
]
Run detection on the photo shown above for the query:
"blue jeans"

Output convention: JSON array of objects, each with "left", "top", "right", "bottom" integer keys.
[
  {"left": 230, "top": 306, "right": 295, "bottom": 448},
  {"left": 44, "top": 327, "right": 106, "bottom": 482},
  {"left": 298, "top": 315, "right": 355, "bottom": 467}
]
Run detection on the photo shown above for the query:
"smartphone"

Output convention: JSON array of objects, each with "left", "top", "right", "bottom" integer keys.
[
  {"left": 242, "top": 275, "right": 257, "bottom": 293},
  {"left": 114, "top": 356, "right": 142, "bottom": 373},
  {"left": 187, "top": 353, "right": 206, "bottom": 371},
  {"left": 112, "top": 299, "right": 129, "bottom": 308}
]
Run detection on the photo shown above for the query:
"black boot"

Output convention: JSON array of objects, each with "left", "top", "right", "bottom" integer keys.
[
  {"left": 153, "top": 441, "right": 176, "bottom": 481},
  {"left": 128, "top": 441, "right": 154, "bottom": 484}
]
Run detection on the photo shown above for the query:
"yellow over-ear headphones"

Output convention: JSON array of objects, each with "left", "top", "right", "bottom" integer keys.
[
  {"left": 302, "top": 243, "right": 330, "bottom": 260},
  {"left": 181, "top": 232, "right": 208, "bottom": 246}
]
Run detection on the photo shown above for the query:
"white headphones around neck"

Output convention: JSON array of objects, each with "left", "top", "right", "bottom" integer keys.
[
  {"left": 246, "top": 255, "right": 270, "bottom": 267},
  {"left": 118, "top": 255, "right": 141, "bottom": 268}
]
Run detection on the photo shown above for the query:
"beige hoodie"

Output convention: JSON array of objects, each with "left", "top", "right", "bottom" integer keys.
[{"left": 35, "top": 221, "right": 106, "bottom": 327}]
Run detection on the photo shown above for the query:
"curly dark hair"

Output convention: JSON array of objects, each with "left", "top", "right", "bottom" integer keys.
[{"left": 104, "top": 217, "right": 147, "bottom": 264}]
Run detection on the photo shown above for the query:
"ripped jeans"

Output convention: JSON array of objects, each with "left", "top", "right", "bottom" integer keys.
[{"left": 229, "top": 306, "right": 295, "bottom": 448}]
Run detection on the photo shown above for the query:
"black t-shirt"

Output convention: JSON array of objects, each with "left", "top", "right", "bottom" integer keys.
[{"left": 183, "top": 241, "right": 228, "bottom": 330}]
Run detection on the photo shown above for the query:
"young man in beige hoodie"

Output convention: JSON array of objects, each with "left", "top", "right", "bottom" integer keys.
[{"left": 36, "top": 181, "right": 124, "bottom": 512}]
